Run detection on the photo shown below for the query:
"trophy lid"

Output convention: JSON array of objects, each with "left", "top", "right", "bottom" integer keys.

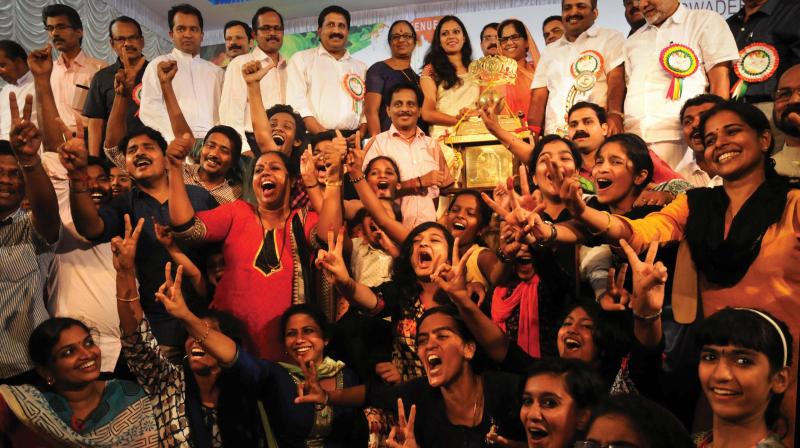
[{"left": 468, "top": 55, "right": 518, "bottom": 87}]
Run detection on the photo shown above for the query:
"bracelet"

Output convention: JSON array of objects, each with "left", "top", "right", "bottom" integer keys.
[
  {"left": 19, "top": 157, "right": 41, "bottom": 171},
  {"left": 632, "top": 308, "right": 663, "bottom": 321},
  {"left": 304, "top": 182, "right": 320, "bottom": 189},
  {"left": 608, "top": 110, "right": 624, "bottom": 118},
  {"left": 194, "top": 320, "right": 211, "bottom": 345},
  {"left": 349, "top": 174, "right": 365, "bottom": 184},
  {"left": 116, "top": 296, "right": 140, "bottom": 302},
  {"left": 325, "top": 180, "right": 343, "bottom": 188},
  {"left": 495, "top": 248, "right": 513, "bottom": 263},
  {"left": 535, "top": 220, "right": 557, "bottom": 247},
  {"left": 588, "top": 211, "right": 612, "bottom": 236}
]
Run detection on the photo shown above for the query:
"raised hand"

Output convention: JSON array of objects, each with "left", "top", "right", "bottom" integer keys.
[
  {"left": 620, "top": 239, "right": 667, "bottom": 317},
  {"left": 431, "top": 237, "right": 477, "bottom": 300},
  {"left": 166, "top": 133, "right": 194, "bottom": 168},
  {"left": 386, "top": 399, "right": 418, "bottom": 448},
  {"left": 498, "top": 220, "right": 522, "bottom": 259},
  {"left": 598, "top": 262, "right": 630, "bottom": 312},
  {"left": 154, "top": 262, "right": 191, "bottom": 320},
  {"left": 157, "top": 60, "right": 178, "bottom": 85},
  {"left": 8, "top": 93, "right": 41, "bottom": 164},
  {"left": 466, "top": 282, "right": 487, "bottom": 307},
  {"left": 242, "top": 60, "right": 275, "bottom": 84},
  {"left": 294, "top": 359, "right": 328, "bottom": 405},
  {"left": 479, "top": 104, "right": 502, "bottom": 136},
  {"left": 110, "top": 214, "right": 144, "bottom": 272},
  {"left": 114, "top": 46, "right": 145, "bottom": 96},
  {"left": 27, "top": 45, "right": 53, "bottom": 78},
  {"left": 153, "top": 219, "right": 175, "bottom": 248},
  {"left": 345, "top": 136, "right": 372, "bottom": 178},
  {"left": 315, "top": 228, "right": 351, "bottom": 286},
  {"left": 56, "top": 114, "right": 88, "bottom": 175},
  {"left": 300, "top": 145, "right": 319, "bottom": 186},
  {"left": 547, "top": 159, "right": 585, "bottom": 217}
]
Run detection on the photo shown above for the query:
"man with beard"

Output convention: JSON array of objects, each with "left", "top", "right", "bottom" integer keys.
[
  {"left": 623, "top": 0, "right": 738, "bottom": 170},
  {"left": 479, "top": 23, "right": 499, "bottom": 56},
  {"left": 42, "top": 4, "right": 106, "bottom": 138},
  {"left": 674, "top": 94, "right": 724, "bottom": 187},
  {"left": 223, "top": 20, "right": 251, "bottom": 61},
  {"left": 83, "top": 16, "right": 148, "bottom": 157},
  {"left": 220, "top": 7, "right": 288, "bottom": 155},
  {"left": 542, "top": 16, "right": 565, "bottom": 45},
  {"left": 287, "top": 5, "right": 367, "bottom": 141},
  {"left": 362, "top": 83, "right": 453, "bottom": 228},
  {"left": 0, "top": 41, "right": 37, "bottom": 141},
  {"left": 567, "top": 101, "right": 680, "bottom": 184},
  {"left": 623, "top": 0, "right": 646, "bottom": 36},
  {"left": 0, "top": 94, "right": 60, "bottom": 385},
  {"left": 772, "top": 65, "right": 800, "bottom": 178},
  {"left": 528, "top": 0, "right": 626, "bottom": 137},
  {"left": 139, "top": 4, "right": 223, "bottom": 146}
]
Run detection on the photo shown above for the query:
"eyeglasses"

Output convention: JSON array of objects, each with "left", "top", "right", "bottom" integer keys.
[
  {"left": 45, "top": 24, "right": 75, "bottom": 33},
  {"left": 256, "top": 25, "right": 283, "bottom": 33},
  {"left": 775, "top": 87, "right": 800, "bottom": 102},
  {"left": 390, "top": 33, "right": 415, "bottom": 42},
  {"left": 111, "top": 36, "right": 142, "bottom": 45},
  {"left": 499, "top": 34, "right": 522, "bottom": 44},
  {"left": 481, "top": 35, "right": 498, "bottom": 42},
  {"left": 574, "top": 441, "right": 640, "bottom": 448}
]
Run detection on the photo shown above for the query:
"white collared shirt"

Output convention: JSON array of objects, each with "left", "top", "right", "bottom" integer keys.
[
  {"left": 139, "top": 48, "right": 223, "bottom": 141},
  {"left": 219, "top": 46, "right": 287, "bottom": 152},
  {"left": 624, "top": 5, "right": 738, "bottom": 142},
  {"left": 773, "top": 143, "right": 800, "bottom": 178},
  {"left": 531, "top": 25, "right": 625, "bottom": 135},
  {"left": 0, "top": 71, "right": 36, "bottom": 140},
  {"left": 50, "top": 50, "right": 107, "bottom": 131},
  {"left": 673, "top": 147, "right": 716, "bottom": 188},
  {"left": 286, "top": 46, "right": 367, "bottom": 130}
]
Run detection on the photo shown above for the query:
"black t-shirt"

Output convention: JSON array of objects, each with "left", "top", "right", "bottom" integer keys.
[
  {"left": 83, "top": 59, "right": 148, "bottom": 131},
  {"left": 366, "top": 371, "right": 525, "bottom": 447}
]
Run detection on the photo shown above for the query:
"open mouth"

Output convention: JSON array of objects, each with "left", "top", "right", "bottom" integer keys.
[
  {"left": 190, "top": 346, "right": 206, "bottom": 358},
  {"left": 272, "top": 134, "right": 286, "bottom": 146},
  {"left": 417, "top": 250, "right": 433, "bottom": 268},
  {"left": 377, "top": 181, "right": 390, "bottom": 190},
  {"left": 563, "top": 336, "right": 582, "bottom": 351},
  {"left": 133, "top": 158, "right": 152, "bottom": 169},
  {"left": 528, "top": 427, "right": 549, "bottom": 441},
  {"left": 595, "top": 178, "right": 612, "bottom": 190},
  {"left": 295, "top": 345, "right": 312, "bottom": 356},
  {"left": 90, "top": 192, "right": 104, "bottom": 203},
  {"left": 715, "top": 150, "right": 741, "bottom": 164},
  {"left": 452, "top": 221, "right": 466, "bottom": 231},
  {"left": 261, "top": 180, "right": 276, "bottom": 192},
  {"left": 710, "top": 387, "right": 741, "bottom": 398},
  {"left": 204, "top": 157, "right": 221, "bottom": 168},
  {"left": 427, "top": 354, "right": 443, "bottom": 373},
  {"left": 77, "top": 360, "right": 97, "bottom": 371}
]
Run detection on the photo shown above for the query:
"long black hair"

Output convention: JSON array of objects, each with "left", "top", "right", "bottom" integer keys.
[
  {"left": 586, "top": 394, "right": 693, "bottom": 448},
  {"left": 422, "top": 15, "right": 472, "bottom": 90},
  {"left": 29, "top": 317, "right": 93, "bottom": 368},
  {"left": 392, "top": 222, "right": 454, "bottom": 299}
]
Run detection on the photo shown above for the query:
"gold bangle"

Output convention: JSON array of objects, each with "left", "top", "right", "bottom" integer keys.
[
  {"left": 325, "top": 180, "right": 343, "bottom": 188},
  {"left": 116, "top": 296, "right": 140, "bottom": 302},
  {"left": 349, "top": 174, "right": 365, "bottom": 184},
  {"left": 304, "top": 182, "right": 320, "bottom": 189},
  {"left": 194, "top": 320, "right": 211, "bottom": 345},
  {"left": 588, "top": 211, "right": 612, "bottom": 236}
]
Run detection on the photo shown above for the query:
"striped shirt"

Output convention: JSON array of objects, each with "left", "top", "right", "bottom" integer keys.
[{"left": 0, "top": 208, "right": 56, "bottom": 378}]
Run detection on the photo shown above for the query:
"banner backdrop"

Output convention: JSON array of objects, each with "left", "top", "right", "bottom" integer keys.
[{"left": 201, "top": 1, "right": 742, "bottom": 69}]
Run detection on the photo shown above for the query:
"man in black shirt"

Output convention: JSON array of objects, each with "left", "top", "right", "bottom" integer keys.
[{"left": 83, "top": 16, "right": 148, "bottom": 157}]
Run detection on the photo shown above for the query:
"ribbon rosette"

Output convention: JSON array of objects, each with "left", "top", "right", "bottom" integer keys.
[
  {"left": 660, "top": 44, "right": 698, "bottom": 101},
  {"left": 342, "top": 73, "right": 365, "bottom": 113},
  {"left": 731, "top": 42, "right": 779, "bottom": 100}
]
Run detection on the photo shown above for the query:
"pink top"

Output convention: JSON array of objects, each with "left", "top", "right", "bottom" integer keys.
[
  {"left": 198, "top": 201, "right": 318, "bottom": 360},
  {"left": 50, "top": 50, "right": 106, "bottom": 131},
  {"left": 363, "top": 125, "right": 453, "bottom": 228}
]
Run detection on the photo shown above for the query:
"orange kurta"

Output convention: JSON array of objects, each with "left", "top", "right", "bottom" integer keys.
[{"left": 621, "top": 191, "right": 800, "bottom": 444}]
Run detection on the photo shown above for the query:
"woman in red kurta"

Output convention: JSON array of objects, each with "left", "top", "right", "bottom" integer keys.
[{"left": 170, "top": 149, "right": 326, "bottom": 360}]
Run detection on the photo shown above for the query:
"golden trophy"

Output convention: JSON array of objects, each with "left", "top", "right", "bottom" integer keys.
[{"left": 444, "top": 55, "right": 530, "bottom": 190}]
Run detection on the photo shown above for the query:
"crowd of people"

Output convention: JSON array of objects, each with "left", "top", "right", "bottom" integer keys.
[{"left": 0, "top": 0, "right": 799, "bottom": 446}]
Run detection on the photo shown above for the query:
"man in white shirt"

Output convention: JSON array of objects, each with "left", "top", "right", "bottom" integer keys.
[
  {"left": 220, "top": 7, "right": 288, "bottom": 155},
  {"left": 0, "top": 41, "right": 36, "bottom": 141},
  {"left": 223, "top": 20, "right": 251, "bottom": 61},
  {"left": 623, "top": 0, "right": 738, "bottom": 169},
  {"left": 772, "top": 64, "right": 800, "bottom": 177},
  {"left": 42, "top": 4, "right": 107, "bottom": 136},
  {"left": 675, "top": 93, "right": 724, "bottom": 187},
  {"left": 286, "top": 5, "right": 367, "bottom": 140},
  {"left": 139, "top": 4, "right": 223, "bottom": 143},
  {"left": 528, "top": 0, "right": 626, "bottom": 137}
]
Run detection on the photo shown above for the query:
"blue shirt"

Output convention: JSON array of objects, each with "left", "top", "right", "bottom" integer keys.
[{"left": 97, "top": 185, "right": 217, "bottom": 346}]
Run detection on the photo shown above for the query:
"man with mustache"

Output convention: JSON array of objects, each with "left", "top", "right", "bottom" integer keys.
[
  {"left": 623, "top": 0, "right": 738, "bottom": 170},
  {"left": 223, "top": 20, "right": 251, "bottom": 61},
  {"left": 674, "top": 94, "right": 724, "bottom": 187},
  {"left": 286, "top": 5, "right": 367, "bottom": 142},
  {"left": 479, "top": 23, "right": 499, "bottom": 56},
  {"left": 139, "top": 4, "right": 223, "bottom": 149},
  {"left": 542, "top": 16, "right": 565, "bottom": 45},
  {"left": 528, "top": 0, "right": 626, "bottom": 139},
  {"left": 220, "top": 7, "right": 288, "bottom": 155},
  {"left": 0, "top": 41, "right": 37, "bottom": 141},
  {"left": 83, "top": 16, "right": 148, "bottom": 158},
  {"left": 623, "top": 0, "right": 646, "bottom": 36},
  {"left": 362, "top": 83, "right": 453, "bottom": 228},
  {"left": 771, "top": 65, "right": 800, "bottom": 178},
  {"left": 42, "top": 4, "right": 106, "bottom": 140}
]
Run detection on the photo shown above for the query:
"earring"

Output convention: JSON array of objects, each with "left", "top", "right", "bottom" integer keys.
[{"left": 46, "top": 377, "right": 54, "bottom": 386}]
